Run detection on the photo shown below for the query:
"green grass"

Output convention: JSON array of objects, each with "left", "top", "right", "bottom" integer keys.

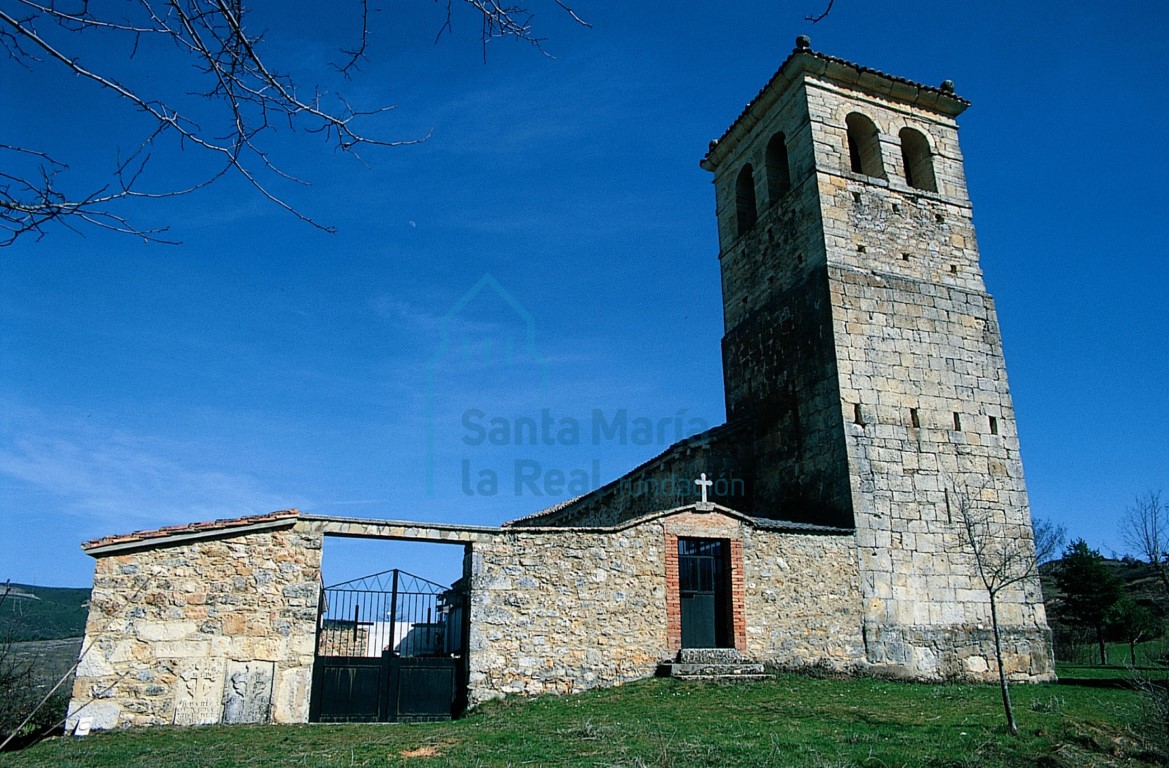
[
  {"left": 1054, "top": 636, "right": 1169, "bottom": 684},
  {"left": 1055, "top": 639, "right": 1169, "bottom": 669},
  {"left": 1056, "top": 662, "right": 1169, "bottom": 683},
  {"left": 4, "top": 674, "right": 1162, "bottom": 768}
]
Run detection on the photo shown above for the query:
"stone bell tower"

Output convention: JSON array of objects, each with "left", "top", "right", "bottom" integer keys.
[{"left": 701, "top": 38, "right": 1052, "bottom": 679}]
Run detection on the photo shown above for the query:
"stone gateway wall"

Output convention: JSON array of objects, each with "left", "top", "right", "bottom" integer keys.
[
  {"left": 67, "top": 525, "right": 323, "bottom": 730},
  {"left": 70, "top": 509, "right": 869, "bottom": 727},
  {"left": 68, "top": 504, "right": 1049, "bottom": 732},
  {"left": 467, "top": 523, "right": 668, "bottom": 702},
  {"left": 465, "top": 510, "right": 863, "bottom": 705}
]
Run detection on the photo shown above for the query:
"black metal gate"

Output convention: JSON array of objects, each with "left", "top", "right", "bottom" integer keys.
[
  {"left": 309, "top": 569, "right": 466, "bottom": 723},
  {"left": 678, "top": 538, "right": 732, "bottom": 648}
]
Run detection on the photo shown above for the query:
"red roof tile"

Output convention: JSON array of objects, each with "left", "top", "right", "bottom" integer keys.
[{"left": 82, "top": 509, "right": 300, "bottom": 552}]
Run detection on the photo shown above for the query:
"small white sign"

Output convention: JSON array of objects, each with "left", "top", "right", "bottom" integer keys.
[{"left": 73, "top": 717, "right": 93, "bottom": 737}]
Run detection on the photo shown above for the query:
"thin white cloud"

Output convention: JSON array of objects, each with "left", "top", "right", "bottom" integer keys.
[
  {"left": 368, "top": 295, "right": 448, "bottom": 333},
  {"left": 0, "top": 402, "right": 303, "bottom": 535}
]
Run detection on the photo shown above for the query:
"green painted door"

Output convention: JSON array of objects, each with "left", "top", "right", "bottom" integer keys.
[{"left": 678, "top": 538, "right": 731, "bottom": 648}]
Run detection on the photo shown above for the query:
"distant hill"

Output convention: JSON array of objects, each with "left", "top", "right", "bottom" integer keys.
[
  {"left": 1040, "top": 556, "right": 1167, "bottom": 612},
  {"left": 0, "top": 583, "right": 90, "bottom": 641},
  {"left": 1040, "top": 556, "right": 1168, "bottom": 664}
]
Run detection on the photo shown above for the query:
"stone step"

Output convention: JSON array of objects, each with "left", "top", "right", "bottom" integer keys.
[
  {"left": 671, "top": 673, "right": 772, "bottom": 682},
  {"left": 658, "top": 649, "right": 769, "bottom": 680},
  {"left": 677, "top": 648, "right": 742, "bottom": 664},
  {"left": 658, "top": 653, "right": 769, "bottom": 680},
  {"left": 668, "top": 662, "right": 765, "bottom": 677}
]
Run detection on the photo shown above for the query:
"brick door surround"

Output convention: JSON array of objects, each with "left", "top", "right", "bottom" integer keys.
[{"left": 663, "top": 513, "right": 746, "bottom": 652}]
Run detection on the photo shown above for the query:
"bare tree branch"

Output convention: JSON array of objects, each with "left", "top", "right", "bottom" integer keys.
[
  {"left": 952, "top": 481, "right": 1044, "bottom": 737},
  {"left": 331, "top": 0, "right": 370, "bottom": 76},
  {"left": 552, "top": 0, "right": 589, "bottom": 28},
  {"left": 0, "top": 1, "right": 589, "bottom": 245},
  {"left": 805, "top": 0, "right": 835, "bottom": 23},
  {"left": 1032, "top": 517, "right": 1067, "bottom": 566}
]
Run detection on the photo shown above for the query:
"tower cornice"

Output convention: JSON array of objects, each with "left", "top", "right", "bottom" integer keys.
[{"left": 702, "top": 40, "right": 969, "bottom": 173}]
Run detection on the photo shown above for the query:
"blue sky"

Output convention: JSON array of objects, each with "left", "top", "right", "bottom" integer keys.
[{"left": 1, "top": 1, "right": 1167, "bottom": 589}]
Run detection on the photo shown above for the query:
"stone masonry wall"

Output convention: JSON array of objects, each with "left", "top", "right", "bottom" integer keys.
[
  {"left": 466, "top": 510, "right": 862, "bottom": 705},
  {"left": 719, "top": 265, "right": 853, "bottom": 526},
  {"left": 828, "top": 262, "right": 1052, "bottom": 680},
  {"left": 805, "top": 74, "right": 1053, "bottom": 680},
  {"left": 709, "top": 74, "right": 854, "bottom": 528},
  {"left": 67, "top": 526, "right": 323, "bottom": 730},
  {"left": 739, "top": 525, "right": 865, "bottom": 668},
  {"left": 466, "top": 522, "right": 667, "bottom": 704}
]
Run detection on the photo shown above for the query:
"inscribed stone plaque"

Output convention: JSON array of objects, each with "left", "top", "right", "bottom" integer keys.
[
  {"left": 221, "top": 660, "right": 274, "bottom": 724},
  {"left": 173, "top": 658, "right": 225, "bottom": 725}
]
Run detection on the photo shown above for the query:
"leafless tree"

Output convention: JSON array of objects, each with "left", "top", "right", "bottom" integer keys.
[
  {"left": 0, "top": 1, "right": 588, "bottom": 246},
  {"left": 1121, "top": 490, "right": 1169, "bottom": 596},
  {"left": 953, "top": 484, "right": 1050, "bottom": 737},
  {"left": 1032, "top": 517, "right": 1067, "bottom": 566}
]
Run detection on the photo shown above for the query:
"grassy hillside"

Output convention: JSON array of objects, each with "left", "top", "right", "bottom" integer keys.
[
  {"left": 7, "top": 638, "right": 84, "bottom": 689},
  {"left": 4, "top": 674, "right": 1163, "bottom": 767},
  {"left": 1040, "top": 557, "right": 1167, "bottom": 613},
  {"left": 0, "top": 584, "right": 90, "bottom": 642},
  {"left": 1041, "top": 557, "right": 1169, "bottom": 665}
]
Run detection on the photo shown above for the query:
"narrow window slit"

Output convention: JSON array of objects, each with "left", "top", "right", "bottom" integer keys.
[
  {"left": 952, "top": 412, "right": 962, "bottom": 430},
  {"left": 854, "top": 404, "right": 865, "bottom": 426},
  {"left": 989, "top": 415, "right": 999, "bottom": 435},
  {"left": 910, "top": 408, "right": 920, "bottom": 428}
]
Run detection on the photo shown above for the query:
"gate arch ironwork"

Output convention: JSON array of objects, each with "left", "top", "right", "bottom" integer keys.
[{"left": 310, "top": 568, "right": 467, "bottom": 723}]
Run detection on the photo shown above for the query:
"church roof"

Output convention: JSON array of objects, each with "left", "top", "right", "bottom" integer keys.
[
  {"left": 702, "top": 37, "right": 969, "bottom": 171},
  {"left": 511, "top": 501, "right": 851, "bottom": 536},
  {"left": 81, "top": 504, "right": 849, "bottom": 558},
  {"left": 749, "top": 517, "right": 852, "bottom": 534},
  {"left": 510, "top": 494, "right": 586, "bottom": 525},
  {"left": 504, "top": 420, "right": 751, "bottom": 528}
]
